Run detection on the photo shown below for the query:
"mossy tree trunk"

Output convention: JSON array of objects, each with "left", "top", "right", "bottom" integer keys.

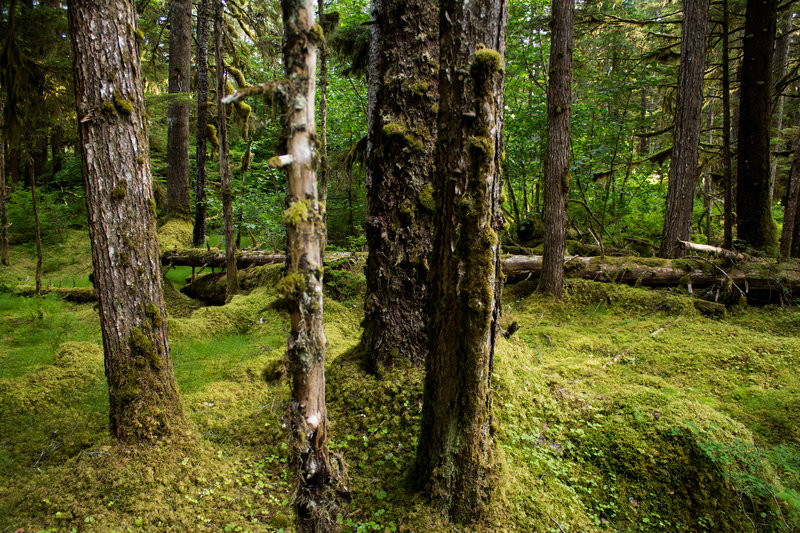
[
  {"left": 68, "top": 0, "right": 186, "bottom": 442},
  {"left": 415, "top": 0, "right": 507, "bottom": 524},
  {"left": 360, "top": 0, "right": 439, "bottom": 372},
  {"left": 166, "top": 0, "right": 192, "bottom": 219},
  {"left": 193, "top": 0, "right": 211, "bottom": 248},
  {"left": 736, "top": 0, "right": 778, "bottom": 250},
  {"left": 659, "top": 0, "right": 709, "bottom": 258},
  {"left": 541, "top": 0, "right": 574, "bottom": 298},
  {"left": 769, "top": 11, "right": 791, "bottom": 201},
  {"left": 278, "top": 0, "right": 347, "bottom": 530},
  {"left": 317, "top": 0, "right": 329, "bottom": 232},
  {"left": 214, "top": 0, "right": 238, "bottom": 300},
  {"left": 0, "top": 96, "right": 8, "bottom": 266}
]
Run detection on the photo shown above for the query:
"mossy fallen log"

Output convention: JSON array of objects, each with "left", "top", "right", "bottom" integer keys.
[
  {"left": 164, "top": 249, "right": 800, "bottom": 296},
  {"left": 14, "top": 286, "right": 97, "bottom": 303}
]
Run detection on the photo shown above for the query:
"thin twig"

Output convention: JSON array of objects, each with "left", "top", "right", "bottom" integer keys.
[
  {"left": 683, "top": 255, "right": 746, "bottom": 297},
  {"left": 548, "top": 515, "right": 566, "bottom": 533}
]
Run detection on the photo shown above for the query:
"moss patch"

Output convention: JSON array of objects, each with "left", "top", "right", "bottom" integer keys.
[{"left": 157, "top": 219, "right": 193, "bottom": 251}]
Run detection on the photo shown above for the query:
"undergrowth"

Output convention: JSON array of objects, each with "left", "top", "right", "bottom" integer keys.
[{"left": 1, "top": 233, "right": 799, "bottom": 532}]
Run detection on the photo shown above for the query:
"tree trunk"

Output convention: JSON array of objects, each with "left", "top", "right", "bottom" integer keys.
[
  {"left": 68, "top": 0, "right": 185, "bottom": 442},
  {"left": 0, "top": 97, "right": 9, "bottom": 266},
  {"left": 736, "top": 0, "right": 778, "bottom": 250},
  {"left": 660, "top": 0, "right": 709, "bottom": 258},
  {"left": 50, "top": 124, "right": 64, "bottom": 175},
  {"left": 193, "top": 0, "right": 210, "bottom": 247},
  {"left": 317, "top": 0, "right": 329, "bottom": 233},
  {"left": 214, "top": 0, "right": 238, "bottom": 300},
  {"left": 279, "top": 1, "right": 347, "bottom": 530},
  {"left": 415, "top": 0, "right": 507, "bottom": 523},
  {"left": 722, "top": 0, "right": 733, "bottom": 250},
  {"left": 541, "top": 0, "right": 574, "bottom": 298},
  {"left": 360, "top": 0, "right": 439, "bottom": 372},
  {"left": 166, "top": 0, "right": 192, "bottom": 219},
  {"left": 769, "top": 11, "right": 791, "bottom": 201},
  {"left": 30, "top": 165, "right": 42, "bottom": 293},
  {"left": 781, "top": 127, "right": 800, "bottom": 259}
]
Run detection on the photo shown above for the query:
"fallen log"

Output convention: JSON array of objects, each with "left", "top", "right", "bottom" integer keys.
[
  {"left": 164, "top": 249, "right": 800, "bottom": 296},
  {"left": 676, "top": 240, "right": 748, "bottom": 261},
  {"left": 502, "top": 254, "right": 800, "bottom": 294}
]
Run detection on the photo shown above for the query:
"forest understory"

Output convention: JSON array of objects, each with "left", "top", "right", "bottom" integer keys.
[{"left": 1, "top": 223, "right": 798, "bottom": 533}]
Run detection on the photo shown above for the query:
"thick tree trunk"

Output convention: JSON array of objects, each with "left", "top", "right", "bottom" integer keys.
[
  {"left": 166, "top": 0, "right": 192, "bottom": 219},
  {"left": 415, "top": 0, "right": 507, "bottom": 523},
  {"left": 68, "top": 0, "right": 185, "bottom": 442},
  {"left": 0, "top": 97, "right": 8, "bottom": 266},
  {"left": 660, "top": 0, "right": 709, "bottom": 258},
  {"left": 214, "top": 0, "right": 238, "bottom": 300},
  {"left": 721, "top": 0, "right": 733, "bottom": 250},
  {"left": 279, "top": 1, "right": 347, "bottom": 530},
  {"left": 541, "top": 0, "right": 574, "bottom": 298},
  {"left": 193, "top": 0, "right": 210, "bottom": 247},
  {"left": 736, "top": 0, "right": 778, "bottom": 250},
  {"left": 781, "top": 129, "right": 800, "bottom": 258},
  {"left": 360, "top": 0, "right": 439, "bottom": 372}
]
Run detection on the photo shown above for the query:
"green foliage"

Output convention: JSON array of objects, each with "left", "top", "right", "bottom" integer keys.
[{"left": 6, "top": 184, "right": 87, "bottom": 245}]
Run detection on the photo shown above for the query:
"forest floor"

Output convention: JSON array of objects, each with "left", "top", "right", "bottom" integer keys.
[{"left": 1, "top": 225, "right": 799, "bottom": 532}]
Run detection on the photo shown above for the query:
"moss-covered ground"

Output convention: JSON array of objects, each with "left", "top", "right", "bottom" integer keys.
[{"left": 1, "top": 228, "right": 799, "bottom": 532}]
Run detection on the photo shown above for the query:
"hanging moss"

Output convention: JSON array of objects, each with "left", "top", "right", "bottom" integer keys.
[
  {"left": 145, "top": 302, "right": 163, "bottom": 328},
  {"left": 470, "top": 48, "right": 503, "bottom": 92},
  {"left": 404, "top": 133, "right": 424, "bottom": 152},
  {"left": 284, "top": 200, "right": 311, "bottom": 227},
  {"left": 129, "top": 327, "right": 161, "bottom": 369},
  {"left": 111, "top": 180, "right": 128, "bottom": 201},
  {"left": 382, "top": 121, "right": 407, "bottom": 137},
  {"left": 468, "top": 135, "right": 494, "bottom": 160},
  {"left": 207, "top": 124, "right": 219, "bottom": 148},
  {"left": 418, "top": 183, "right": 435, "bottom": 212},
  {"left": 100, "top": 100, "right": 116, "bottom": 114},
  {"left": 113, "top": 90, "right": 134, "bottom": 115},
  {"left": 309, "top": 23, "right": 326, "bottom": 45},
  {"left": 273, "top": 272, "right": 308, "bottom": 311}
]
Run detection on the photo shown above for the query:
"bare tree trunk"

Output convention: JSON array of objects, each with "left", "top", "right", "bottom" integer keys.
[
  {"left": 703, "top": 104, "right": 713, "bottom": 242},
  {"left": 360, "top": 0, "right": 439, "bottom": 372},
  {"left": 214, "top": 0, "right": 237, "bottom": 300},
  {"left": 781, "top": 125, "right": 800, "bottom": 258},
  {"left": 722, "top": 0, "right": 733, "bottom": 250},
  {"left": 541, "top": 0, "right": 574, "bottom": 298},
  {"left": 30, "top": 166, "right": 42, "bottom": 293},
  {"left": 736, "top": 0, "right": 778, "bottom": 250},
  {"left": 166, "top": 0, "right": 192, "bottom": 219},
  {"left": 317, "top": 0, "right": 329, "bottom": 229},
  {"left": 279, "top": 1, "right": 347, "bottom": 530},
  {"left": 415, "top": 0, "right": 507, "bottom": 523},
  {"left": 68, "top": 0, "right": 185, "bottom": 442},
  {"left": 769, "top": 11, "right": 791, "bottom": 201},
  {"left": 660, "top": 0, "right": 709, "bottom": 258},
  {"left": 193, "top": 0, "right": 211, "bottom": 247},
  {"left": 0, "top": 97, "right": 8, "bottom": 266}
]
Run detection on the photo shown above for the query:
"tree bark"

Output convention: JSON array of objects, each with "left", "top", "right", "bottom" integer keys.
[
  {"left": 166, "top": 0, "right": 192, "bottom": 219},
  {"left": 0, "top": 96, "right": 9, "bottom": 266},
  {"left": 360, "top": 0, "right": 439, "bottom": 372},
  {"left": 769, "top": 11, "right": 791, "bottom": 201},
  {"left": 781, "top": 127, "right": 800, "bottom": 259},
  {"left": 193, "top": 0, "right": 211, "bottom": 247},
  {"left": 279, "top": 1, "right": 347, "bottom": 530},
  {"left": 660, "top": 0, "right": 709, "bottom": 258},
  {"left": 736, "top": 0, "right": 778, "bottom": 250},
  {"left": 317, "top": 0, "right": 329, "bottom": 229},
  {"left": 214, "top": 0, "right": 238, "bottom": 300},
  {"left": 68, "top": 0, "right": 185, "bottom": 442},
  {"left": 721, "top": 0, "right": 733, "bottom": 250},
  {"left": 541, "top": 0, "right": 574, "bottom": 298},
  {"left": 415, "top": 0, "right": 507, "bottom": 523}
]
